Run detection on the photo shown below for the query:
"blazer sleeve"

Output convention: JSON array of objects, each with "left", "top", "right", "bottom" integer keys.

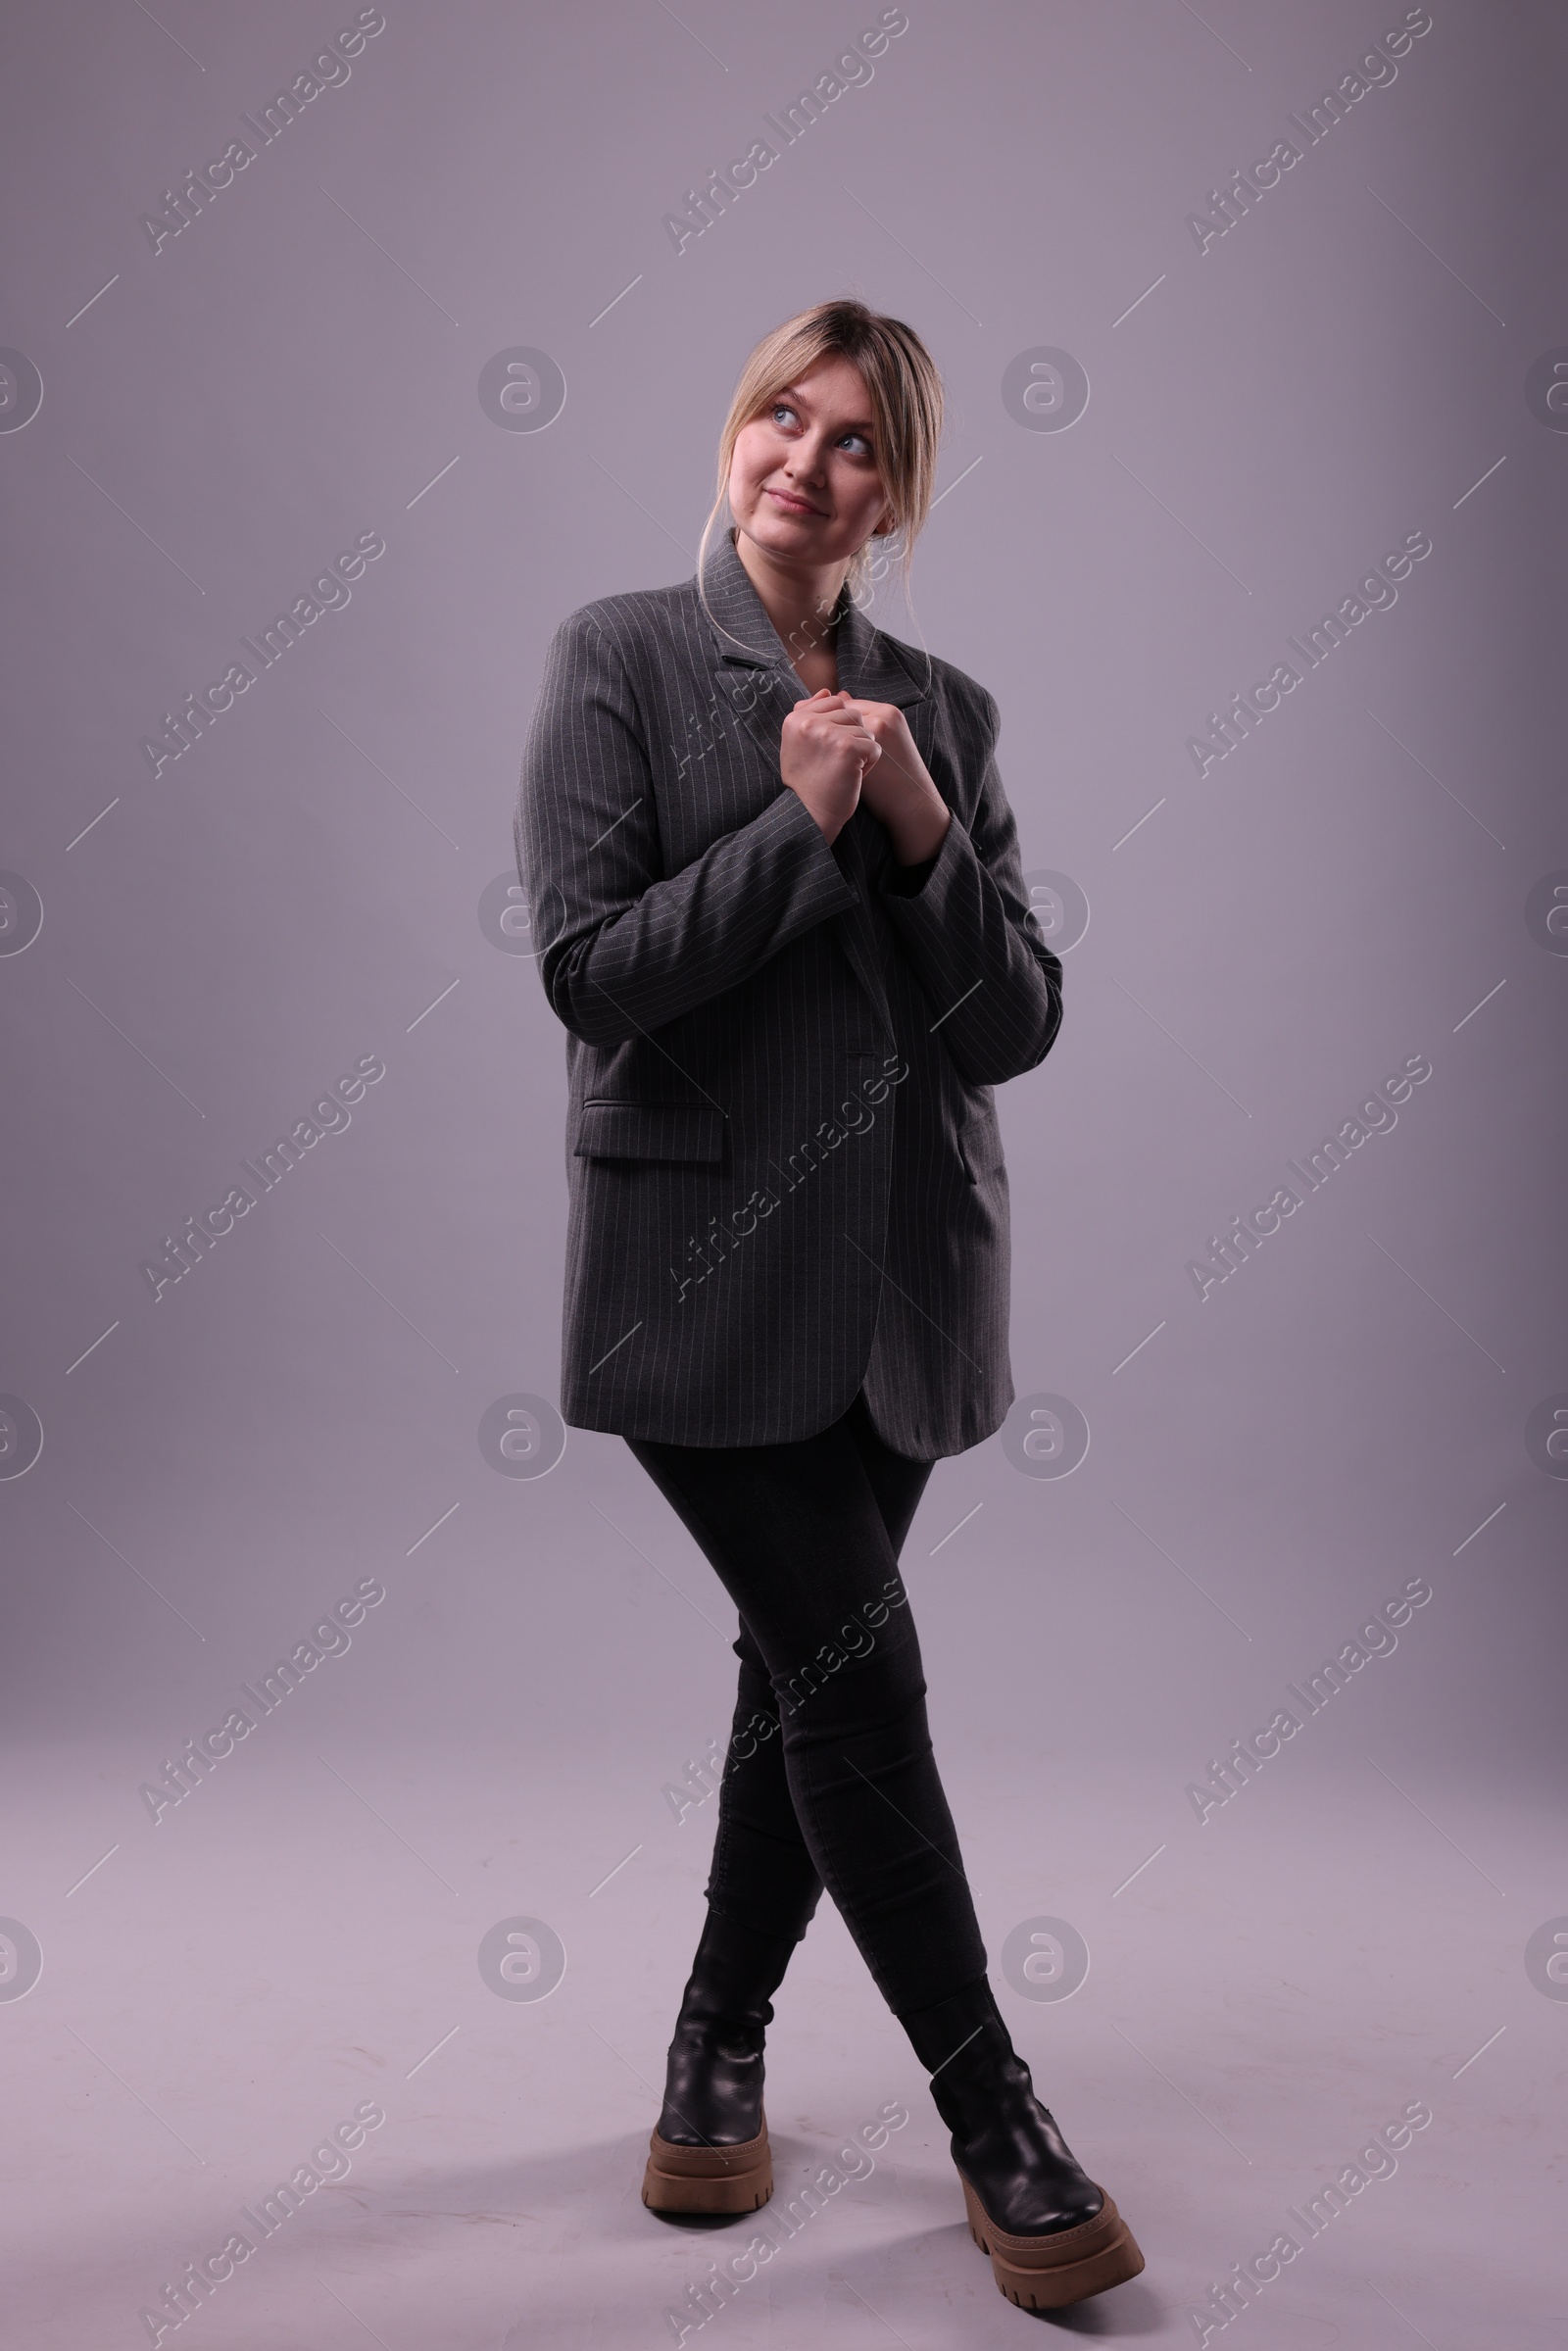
[
  {"left": 875, "top": 686, "right": 1063, "bottom": 1086},
  {"left": 515, "top": 610, "right": 860, "bottom": 1047}
]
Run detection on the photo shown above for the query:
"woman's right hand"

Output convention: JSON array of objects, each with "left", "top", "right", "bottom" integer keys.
[{"left": 779, "top": 689, "right": 881, "bottom": 844}]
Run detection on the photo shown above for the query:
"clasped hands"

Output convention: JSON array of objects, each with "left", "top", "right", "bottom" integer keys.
[{"left": 778, "top": 687, "right": 952, "bottom": 866}]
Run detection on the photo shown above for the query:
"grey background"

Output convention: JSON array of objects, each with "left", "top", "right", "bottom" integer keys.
[{"left": 1, "top": 3, "right": 1562, "bottom": 2344}]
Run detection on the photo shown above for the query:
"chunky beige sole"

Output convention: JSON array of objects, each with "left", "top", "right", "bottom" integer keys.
[
  {"left": 642, "top": 2120, "right": 773, "bottom": 2216},
  {"left": 958, "top": 2173, "right": 1146, "bottom": 2308}
]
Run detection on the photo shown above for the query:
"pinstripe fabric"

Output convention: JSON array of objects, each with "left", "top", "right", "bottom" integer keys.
[{"left": 514, "top": 526, "right": 1063, "bottom": 1456}]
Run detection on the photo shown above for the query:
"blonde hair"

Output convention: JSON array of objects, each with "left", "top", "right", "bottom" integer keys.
[{"left": 697, "top": 297, "right": 944, "bottom": 649}]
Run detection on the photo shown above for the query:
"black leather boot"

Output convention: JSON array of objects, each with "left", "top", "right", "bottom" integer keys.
[
  {"left": 898, "top": 1976, "right": 1145, "bottom": 2308},
  {"left": 641, "top": 1908, "right": 798, "bottom": 2216}
]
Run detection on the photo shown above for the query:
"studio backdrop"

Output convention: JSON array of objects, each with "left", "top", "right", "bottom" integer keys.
[{"left": 1, "top": 3, "right": 1562, "bottom": 2346}]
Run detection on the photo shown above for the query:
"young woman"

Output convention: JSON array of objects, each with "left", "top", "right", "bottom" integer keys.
[{"left": 515, "top": 298, "right": 1143, "bottom": 2311}]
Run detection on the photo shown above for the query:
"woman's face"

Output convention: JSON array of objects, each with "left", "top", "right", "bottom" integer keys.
[{"left": 728, "top": 355, "right": 893, "bottom": 570}]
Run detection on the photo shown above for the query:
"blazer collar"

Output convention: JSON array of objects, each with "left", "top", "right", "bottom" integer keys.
[{"left": 696, "top": 525, "right": 928, "bottom": 710}]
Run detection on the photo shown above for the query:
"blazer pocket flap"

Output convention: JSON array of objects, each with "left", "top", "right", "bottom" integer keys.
[
  {"left": 957, "top": 1106, "right": 1004, "bottom": 1182},
  {"left": 574, "top": 1100, "right": 727, "bottom": 1162}
]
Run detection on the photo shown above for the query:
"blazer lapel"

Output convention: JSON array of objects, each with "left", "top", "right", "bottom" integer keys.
[{"left": 697, "top": 525, "right": 929, "bottom": 733}]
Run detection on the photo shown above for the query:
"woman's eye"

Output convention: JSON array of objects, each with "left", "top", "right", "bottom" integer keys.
[{"left": 763, "top": 405, "right": 870, "bottom": 456}]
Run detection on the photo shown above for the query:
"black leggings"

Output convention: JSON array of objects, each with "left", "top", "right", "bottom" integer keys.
[{"left": 626, "top": 1389, "right": 988, "bottom": 2017}]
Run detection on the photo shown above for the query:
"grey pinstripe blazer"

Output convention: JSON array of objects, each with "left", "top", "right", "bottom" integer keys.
[{"left": 514, "top": 525, "right": 1062, "bottom": 1457}]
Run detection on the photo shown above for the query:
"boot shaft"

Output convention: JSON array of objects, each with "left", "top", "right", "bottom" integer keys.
[
  {"left": 896, "top": 1973, "right": 1105, "bottom": 2238},
  {"left": 896, "top": 1973, "right": 1008, "bottom": 2079},
  {"left": 676, "top": 1905, "right": 801, "bottom": 2035}
]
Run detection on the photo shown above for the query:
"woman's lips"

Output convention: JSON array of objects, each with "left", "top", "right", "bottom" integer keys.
[{"left": 766, "top": 487, "right": 823, "bottom": 514}]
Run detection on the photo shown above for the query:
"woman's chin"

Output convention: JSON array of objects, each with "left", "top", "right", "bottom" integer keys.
[{"left": 740, "top": 511, "right": 846, "bottom": 564}]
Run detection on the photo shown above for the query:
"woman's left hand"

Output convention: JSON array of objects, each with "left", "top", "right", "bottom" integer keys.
[{"left": 806, "top": 689, "right": 952, "bottom": 865}]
